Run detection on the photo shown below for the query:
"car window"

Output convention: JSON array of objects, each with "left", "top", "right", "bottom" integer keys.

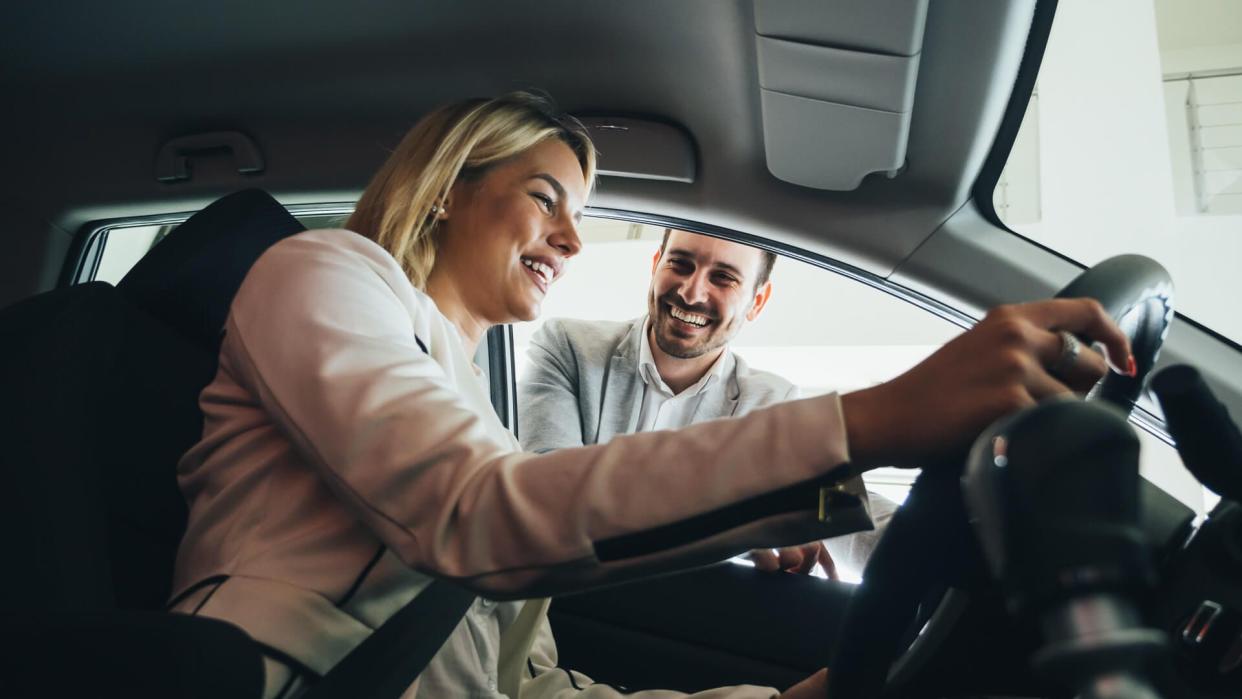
[
  {"left": 511, "top": 219, "right": 969, "bottom": 581},
  {"left": 82, "top": 209, "right": 1217, "bottom": 566},
  {"left": 992, "top": 0, "right": 1242, "bottom": 346},
  {"left": 85, "top": 210, "right": 352, "bottom": 285},
  {"left": 991, "top": 1, "right": 1233, "bottom": 516}
]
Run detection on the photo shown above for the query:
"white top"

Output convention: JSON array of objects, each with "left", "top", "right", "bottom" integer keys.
[
  {"left": 636, "top": 320, "right": 735, "bottom": 432},
  {"left": 170, "top": 229, "right": 860, "bottom": 698}
]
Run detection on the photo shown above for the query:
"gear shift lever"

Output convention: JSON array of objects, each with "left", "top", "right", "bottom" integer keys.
[{"left": 963, "top": 400, "right": 1166, "bottom": 698}]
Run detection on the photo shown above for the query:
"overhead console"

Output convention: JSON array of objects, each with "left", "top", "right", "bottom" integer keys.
[{"left": 754, "top": 0, "right": 928, "bottom": 190}]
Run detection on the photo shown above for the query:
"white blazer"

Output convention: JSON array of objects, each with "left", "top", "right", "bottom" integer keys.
[{"left": 169, "top": 229, "right": 870, "bottom": 697}]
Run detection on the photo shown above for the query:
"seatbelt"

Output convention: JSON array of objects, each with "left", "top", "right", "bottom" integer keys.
[
  {"left": 302, "top": 580, "right": 476, "bottom": 699},
  {"left": 303, "top": 331, "right": 478, "bottom": 698}
]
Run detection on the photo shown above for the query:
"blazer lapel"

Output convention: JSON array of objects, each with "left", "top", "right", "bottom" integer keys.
[
  {"left": 595, "top": 319, "right": 644, "bottom": 443},
  {"left": 694, "top": 352, "right": 742, "bottom": 421}
]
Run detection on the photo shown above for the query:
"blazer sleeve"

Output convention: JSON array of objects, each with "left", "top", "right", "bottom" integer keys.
[
  {"left": 224, "top": 234, "right": 870, "bottom": 599},
  {"left": 517, "top": 319, "right": 586, "bottom": 452}
]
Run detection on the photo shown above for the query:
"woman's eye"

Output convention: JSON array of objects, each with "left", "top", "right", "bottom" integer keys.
[{"left": 532, "top": 193, "right": 555, "bottom": 213}]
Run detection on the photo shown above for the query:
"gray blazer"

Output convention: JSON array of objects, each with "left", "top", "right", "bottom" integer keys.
[
  {"left": 518, "top": 316, "right": 797, "bottom": 452},
  {"left": 518, "top": 316, "right": 897, "bottom": 574}
]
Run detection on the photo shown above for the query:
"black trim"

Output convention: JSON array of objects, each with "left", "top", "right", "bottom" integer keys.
[
  {"left": 414, "top": 335, "right": 428, "bottom": 355},
  {"left": 191, "top": 580, "right": 225, "bottom": 615},
  {"left": 1177, "top": 311, "right": 1242, "bottom": 355},
  {"left": 165, "top": 574, "right": 230, "bottom": 611},
  {"left": 257, "top": 642, "right": 323, "bottom": 681},
  {"left": 594, "top": 467, "right": 860, "bottom": 562},
  {"left": 337, "top": 544, "right": 387, "bottom": 608},
  {"left": 971, "top": 0, "right": 1059, "bottom": 229},
  {"left": 559, "top": 667, "right": 585, "bottom": 691}
]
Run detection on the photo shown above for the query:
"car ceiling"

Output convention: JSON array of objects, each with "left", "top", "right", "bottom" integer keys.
[{"left": 1, "top": 0, "right": 1036, "bottom": 308}]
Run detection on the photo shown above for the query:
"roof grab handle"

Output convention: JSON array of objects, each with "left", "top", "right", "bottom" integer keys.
[{"left": 155, "top": 130, "right": 265, "bottom": 183}]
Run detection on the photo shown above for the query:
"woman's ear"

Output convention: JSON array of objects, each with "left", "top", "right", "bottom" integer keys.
[{"left": 435, "top": 193, "right": 453, "bottom": 220}]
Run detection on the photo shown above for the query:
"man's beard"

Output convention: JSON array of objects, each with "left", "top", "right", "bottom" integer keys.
[{"left": 649, "top": 291, "right": 729, "bottom": 359}]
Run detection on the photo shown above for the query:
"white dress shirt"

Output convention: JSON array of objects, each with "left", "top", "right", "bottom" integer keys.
[{"left": 636, "top": 321, "right": 736, "bottom": 432}]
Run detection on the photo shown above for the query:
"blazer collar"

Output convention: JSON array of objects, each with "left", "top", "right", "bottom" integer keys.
[
  {"left": 597, "top": 318, "right": 645, "bottom": 443},
  {"left": 597, "top": 317, "right": 743, "bottom": 442}
]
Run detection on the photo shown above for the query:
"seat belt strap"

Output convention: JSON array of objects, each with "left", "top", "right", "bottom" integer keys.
[
  {"left": 302, "top": 579, "right": 476, "bottom": 698},
  {"left": 304, "top": 332, "right": 478, "bottom": 698}
]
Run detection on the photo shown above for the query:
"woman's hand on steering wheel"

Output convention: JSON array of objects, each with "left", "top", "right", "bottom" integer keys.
[{"left": 841, "top": 298, "right": 1135, "bottom": 469}]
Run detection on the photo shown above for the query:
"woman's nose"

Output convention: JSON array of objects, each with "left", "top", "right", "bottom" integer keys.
[{"left": 548, "top": 218, "right": 582, "bottom": 259}]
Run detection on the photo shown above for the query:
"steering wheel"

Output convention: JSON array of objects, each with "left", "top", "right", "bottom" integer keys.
[{"left": 824, "top": 254, "right": 1174, "bottom": 699}]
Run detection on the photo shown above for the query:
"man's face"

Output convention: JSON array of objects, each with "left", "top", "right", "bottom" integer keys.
[{"left": 647, "top": 230, "right": 772, "bottom": 359}]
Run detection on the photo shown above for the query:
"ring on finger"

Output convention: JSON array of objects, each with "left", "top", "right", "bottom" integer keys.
[{"left": 1051, "top": 330, "right": 1081, "bottom": 376}]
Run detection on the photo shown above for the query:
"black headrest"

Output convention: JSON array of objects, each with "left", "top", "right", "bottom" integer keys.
[{"left": 117, "top": 189, "right": 305, "bottom": 352}]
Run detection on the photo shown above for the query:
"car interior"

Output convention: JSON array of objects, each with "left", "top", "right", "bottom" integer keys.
[{"left": 3, "top": 1, "right": 1241, "bottom": 697}]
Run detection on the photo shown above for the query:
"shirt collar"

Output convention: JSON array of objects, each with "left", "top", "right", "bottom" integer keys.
[{"left": 638, "top": 318, "right": 733, "bottom": 397}]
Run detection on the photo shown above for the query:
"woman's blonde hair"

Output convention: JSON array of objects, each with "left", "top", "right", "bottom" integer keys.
[{"left": 347, "top": 91, "right": 597, "bottom": 289}]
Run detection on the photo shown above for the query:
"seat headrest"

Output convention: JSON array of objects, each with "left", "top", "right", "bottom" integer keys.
[{"left": 117, "top": 189, "right": 305, "bottom": 353}]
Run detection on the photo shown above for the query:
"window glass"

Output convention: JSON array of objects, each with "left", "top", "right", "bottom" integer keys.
[
  {"left": 94, "top": 224, "right": 170, "bottom": 284},
  {"left": 512, "top": 219, "right": 967, "bottom": 580},
  {"left": 993, "top": 0, "right": 1242, "bottom": 345},
  {"left": 992, "top": 0, "right": 1227, "bottom": 517},
  {"left": 87, "top": 211, "right": 351, "bottom": 284}
]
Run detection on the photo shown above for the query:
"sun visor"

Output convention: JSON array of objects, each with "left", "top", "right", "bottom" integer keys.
[
  {"left": 754, "top": 0, "right": 928, "bottom": 190},
  {"left": 580, "top": 118, "right": 696, "bottom": 184}
]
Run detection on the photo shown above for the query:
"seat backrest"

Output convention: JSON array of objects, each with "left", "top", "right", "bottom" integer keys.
[
  {"left": 119, "top": 188, "right": 307, "bottom": 353},
  {"left": 0, "top": 282, "right": 214, "bottom": 611},
  {"left": 0, "top": 190, "right": 304, "bottom": 612}
]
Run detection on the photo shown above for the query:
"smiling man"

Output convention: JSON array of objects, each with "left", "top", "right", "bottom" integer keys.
[{"left": 519, "top": 228, "right": 843, "bottom": 576}]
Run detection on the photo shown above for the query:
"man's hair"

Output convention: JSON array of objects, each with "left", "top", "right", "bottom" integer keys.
[
  {"left": 348, "top": 91, "right": 596, "bottom": 289},
  {"left": 660, "top": 228, "right": 777, "bottom": 289}
]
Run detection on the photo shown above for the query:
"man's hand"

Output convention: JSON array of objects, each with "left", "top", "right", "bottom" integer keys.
[
  {"left": 749, "top": 542, "right": 838, "bottom": 579},
  {"left": 779, "top": 668, "right": 828, "bottom": 698}
]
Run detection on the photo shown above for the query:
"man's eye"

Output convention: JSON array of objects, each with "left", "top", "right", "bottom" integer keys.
[{"left": 713, "top": 274, "right": 739, "bottom": 286}]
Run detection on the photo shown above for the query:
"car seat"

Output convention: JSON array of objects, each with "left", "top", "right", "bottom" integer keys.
[{"left": 0, "top": 189, "right": 304, "bottom": 697}]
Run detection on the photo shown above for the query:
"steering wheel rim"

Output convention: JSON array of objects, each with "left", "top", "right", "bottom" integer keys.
[{"left": 824, "top": 254, "right": 1174, "bottom": 699}]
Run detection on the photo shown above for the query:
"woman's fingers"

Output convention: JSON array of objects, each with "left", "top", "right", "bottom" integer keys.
[
  {"left": 1029, "top": 328, "right": 1109, "bottom": 394},
  {"left": 1020, "top": 298, "right": 1135, "bottom": 376},
  {"left": 842, "top": 297, "right": 1135, "bottom": 469}
]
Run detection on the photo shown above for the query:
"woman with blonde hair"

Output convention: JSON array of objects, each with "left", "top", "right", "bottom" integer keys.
[{"left": 170, "top": 91, "right": 1133, "bottom": 698}]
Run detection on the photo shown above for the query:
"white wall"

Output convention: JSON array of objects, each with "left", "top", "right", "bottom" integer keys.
[
  {"left": 995, "top": 0, "right": 1242, "bottom": 514},
  {"left": 1006, "top": 0, "right": 1242, "bottom": 343}
]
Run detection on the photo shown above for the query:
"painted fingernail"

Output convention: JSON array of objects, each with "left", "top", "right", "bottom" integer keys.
[
  {"left": 1125, "top": 355, "right": 1138, "bottom": 377},
  {"left": 1094, "top": 341, "right": 1123, "bottom": 374}
]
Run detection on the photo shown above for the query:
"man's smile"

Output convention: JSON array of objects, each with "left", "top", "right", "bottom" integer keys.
[{"left": 668, "top": 305, "right": 710, "bottom": 327}]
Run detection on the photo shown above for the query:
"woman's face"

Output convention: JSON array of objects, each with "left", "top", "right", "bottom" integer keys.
[{"left": 435, "top": 138, "right": 587, "bottom": 325}]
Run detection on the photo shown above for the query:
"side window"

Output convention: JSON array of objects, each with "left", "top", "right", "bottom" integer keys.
[
  {"left": 512, "top": 219, "right": 965, "bottom": 579},
  {"left": 74, "top": 210, "right": 352, "bottom": 285}
]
